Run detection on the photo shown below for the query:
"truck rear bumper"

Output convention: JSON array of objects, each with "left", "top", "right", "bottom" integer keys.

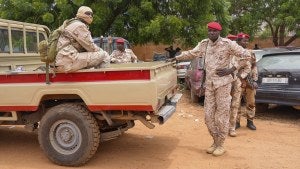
[{"left": 157, "top": 93, "right": 182, "bottom": 124}]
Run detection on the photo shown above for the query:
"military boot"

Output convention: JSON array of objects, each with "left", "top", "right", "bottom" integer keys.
[
  {"left": 206, "top": 143, "right": 217, "bottom": 154},
  {"left": 206, "top": 135, "right": 217, "bottom": 154},
  {"left": 213, "top": 137, "right": 226, "bottom": 156},
  {"left": 229, "top": 129, "right": 237, "bottom": 137},
  {"left": 247, "top": 119, "right": 256, "bottom": 130}
]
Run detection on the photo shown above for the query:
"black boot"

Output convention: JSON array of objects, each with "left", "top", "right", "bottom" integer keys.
[
  {"left": 235, "top": 122, "right": 241, "bottom": 129},
  {"left": 247, "top": 119, "right": 256, "bottom": 130}
]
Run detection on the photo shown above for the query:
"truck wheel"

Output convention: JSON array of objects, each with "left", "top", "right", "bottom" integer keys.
[
  {"left": 190, "top": 89, "right": 199, "bottom": 103},
  {"left": 38, "top": 103, "right": 100, "bottom": 166}
]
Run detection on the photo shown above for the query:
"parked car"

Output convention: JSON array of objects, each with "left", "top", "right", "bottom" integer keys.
[
  {"left": 177, "top": 61, "right": 191, "bottom": 82},
  {"left": 152, "top": 52, "right": 168, "bottom": 61},
  {"left": 253, "top": 47, "right": 292, "bottom": 62},
  {"left": 185, "top": 57, "right": 205, "bottom": 103},
  {"left": 255, "top": 51, "right": 300, "bottom": 112}
]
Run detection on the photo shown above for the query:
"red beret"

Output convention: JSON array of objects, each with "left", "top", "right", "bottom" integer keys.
[
  {"left": 227, "top": 34, "right": 238, "bottom": 40},
  {"left": 237, "top": 32, "right": 250, "bottom": 39},
  {"left": 116, "top": 38, "right": 125, "bottom": 44},
  {"left": 207, "top": 22, "right": 222, "bottom": 31}
]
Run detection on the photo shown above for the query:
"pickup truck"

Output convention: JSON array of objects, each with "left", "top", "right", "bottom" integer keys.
[
  {"left": 0, "top": 18, "right": 181, "bottom": 167},
  {"left": 0, "top": 62, "right": 181, "bottom": 166}
]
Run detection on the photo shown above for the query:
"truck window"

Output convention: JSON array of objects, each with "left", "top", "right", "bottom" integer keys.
[
  {"left": 11, "top": 29, "right": 24, "bottom": 53},
  {"left": 0, "top": 28, "right": 9, "bottom": 53},
  {"left": 26, "top": 31, "right": 37, "bottom": 53},
  {"left": 39, "top": 32, "right": 46, "bottom": 41}
]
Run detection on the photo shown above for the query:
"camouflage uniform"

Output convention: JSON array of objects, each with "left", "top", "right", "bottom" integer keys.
[
  {"left": 176, "top": 37, "right": 251, "bottom": 147},
  {"left": 110, "top": 49, "right": 138, "bottom": 63},
  {"left": 229, "top": 57, "right": 251, "bottom": 133},
  {"left": 237, "top": 60, "right": 258, "bottom": 122},
  {"left": 55, "top": 20, "right": 110, "bottom": 72}
]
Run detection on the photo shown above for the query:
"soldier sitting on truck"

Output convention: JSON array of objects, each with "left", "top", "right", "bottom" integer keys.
[
  {"left": 110, "top": 38, "right": 138, "bottom": 63},
  {"left": 55, "top": 6, "right": 110, "bottom": 73}
]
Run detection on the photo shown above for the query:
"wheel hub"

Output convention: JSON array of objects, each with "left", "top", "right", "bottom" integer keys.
[{"left": 50, "top": 120, "right": 82, "bottom": 155}]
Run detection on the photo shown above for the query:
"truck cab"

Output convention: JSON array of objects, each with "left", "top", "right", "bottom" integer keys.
[{"left": 0, "top": 18, "right": 49, "bottom": 72}]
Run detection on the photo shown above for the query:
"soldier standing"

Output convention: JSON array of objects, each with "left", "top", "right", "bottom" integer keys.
[
  {"left": 229, "top": 33, "right": 252, "bottom": 137},
  {"left": 110, "top": 38, "right": 138, "bottom": 63},
  {"left": 173, "top": 22, "right": 252, "bottom": 156},
  {"left": 55, "top": 6, "right": 110, "bottom": 73},
  {"left": 236, "top": 33, "right": 258, "bottom": 130}
]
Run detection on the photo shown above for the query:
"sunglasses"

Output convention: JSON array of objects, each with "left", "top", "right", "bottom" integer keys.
[{"left": 84, "top": 11, "right": 93, "bottom": 17}]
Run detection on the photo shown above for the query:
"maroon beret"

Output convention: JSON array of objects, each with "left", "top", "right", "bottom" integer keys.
[
  {"left": 207, "top": 22, "right": 222, "bottom": 31},
  {"left": 116, "top": 38, "right": 125, "bottom": 44},
  {"left": 237, "top": 32, "right": 250, "bottom": 39},
  {"left": 227, "top": 34, "right": 238, "bottom": 40}
]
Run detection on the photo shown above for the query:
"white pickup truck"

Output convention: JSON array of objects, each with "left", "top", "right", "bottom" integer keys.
[
  {"left": 0, "top": 62, "right": 181, "bottom": 166},
  {"left": 0, "top": 18, "right": 181, "bottom": 166}
]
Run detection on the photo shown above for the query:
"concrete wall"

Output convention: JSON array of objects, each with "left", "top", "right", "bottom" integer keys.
[{"left": 132, "top": 37, "right": 300, "bottom": 61}]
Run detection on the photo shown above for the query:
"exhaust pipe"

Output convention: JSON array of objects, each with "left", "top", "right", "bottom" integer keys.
[
  {"left": 158, "top": 105, "right": 176, "bottom": 124},
  {"left": 157, "top": 93, "right": 182, "bottom": 124}
]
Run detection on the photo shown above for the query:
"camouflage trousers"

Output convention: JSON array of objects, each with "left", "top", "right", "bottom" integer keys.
[
  {"left": 237, "top": 87, "right": 256, "bottom": 122},
  {"left": 56, "top": 49, "right": 110, "bottom": 73},
  {"left": 229, "top": 78, "right": 242, "bottom": 131},
  {"left": 204, "top": 82, "right": 232, "bottom": 144}
]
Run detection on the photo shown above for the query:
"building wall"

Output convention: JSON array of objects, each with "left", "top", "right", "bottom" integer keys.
[{"left": 132, "top": 37, "right": 300, "bottom": 61}]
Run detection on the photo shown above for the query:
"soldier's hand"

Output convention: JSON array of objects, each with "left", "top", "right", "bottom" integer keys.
[
  {"left": 216, "top": 67, "right": 236, "bottom": 77},
  {"left": 110, "top": 58, "right": 116, "bottom": 63},
  {"left": 252, "top": 82, "right": 258, "bottom": 89}
]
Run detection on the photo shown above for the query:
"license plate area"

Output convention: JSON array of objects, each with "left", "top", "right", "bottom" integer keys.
[{"left": 262, "top": 77, "right": 288, "bottom": 84}]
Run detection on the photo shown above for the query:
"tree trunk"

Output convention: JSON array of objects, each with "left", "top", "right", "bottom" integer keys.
[
  {"left": 272, "top": 26, "right": 279, "bottom": 47},
  {"left": 279, "top": 24, "right": 285, "bottom": 46},
  {"left": 284, "top": 34, "right": 298, "bottom": 46}
]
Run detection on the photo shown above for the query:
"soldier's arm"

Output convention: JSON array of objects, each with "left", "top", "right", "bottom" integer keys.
[
  {"left": 110, "top": 51, "right": 117, "bottom": 63},
  {"left": 128, "top": 49, "right": 138, "bottom": 63},
  {"left": 72, "top": 25, "right": 100, "bottom": 52},
  {"left": 252, "top": 64, "right": 258, "bottom": 81},
  {"left": 230, "top": 41, "right": 252, "bottom": 59},
  {"left": 175, "top": 41, "right": 206, "bottom": 61},
  {"left": 239, "top": 61, "right": 251, "bottom": 79}
]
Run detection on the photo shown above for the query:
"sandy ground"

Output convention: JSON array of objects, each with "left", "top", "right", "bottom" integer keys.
[{"left": 0, "top": 90, "right": 300, "bottom": 169}]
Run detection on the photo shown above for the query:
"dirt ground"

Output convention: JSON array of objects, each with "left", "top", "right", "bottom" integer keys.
[{"left": 0, "top": 90, "right": 300, "bottom": 169}]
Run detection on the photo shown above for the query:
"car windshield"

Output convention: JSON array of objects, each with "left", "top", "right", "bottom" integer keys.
[
  {"left": 257, "top": 53, "right": 300, "bottom": 72},
  {"left": 253, "top": 48, "right": 291, "bottom": 62},
  {"left": 252, "top": 50, "right": 265, "bottom": 61}
]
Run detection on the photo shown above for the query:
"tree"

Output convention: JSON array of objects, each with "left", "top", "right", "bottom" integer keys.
[
  {"left": 229, "top": 0, "right": 300, "bottom": 46},
  {"left": 0, "top": 0, "right": 232, "bottom": 47}
]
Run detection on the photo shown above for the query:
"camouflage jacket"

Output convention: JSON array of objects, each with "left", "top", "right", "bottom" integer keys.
[
  {"left": 110, "top": 49, "right": 138, "bottom": 63},
  {"left": 176, "top": 37, "right": 251, "bottom": 89}
]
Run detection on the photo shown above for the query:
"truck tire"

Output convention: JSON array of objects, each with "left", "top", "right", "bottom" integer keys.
[
  {"left": 38, "top": 103, "right": 100, "bottom": 166},
  {"left": 190, "top": 89, "right": 199, "bottom": 103}
]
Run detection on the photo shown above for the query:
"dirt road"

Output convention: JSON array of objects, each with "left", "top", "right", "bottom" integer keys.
[{"left": 0, "top": 90, "right": 300, "bottom": 169}]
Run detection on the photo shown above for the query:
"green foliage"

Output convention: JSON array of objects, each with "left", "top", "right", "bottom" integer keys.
[
  {"left": 229, "top": 0, "right": 300, "bottom": 46},
  {"left": 0, "top": 0, "right": 232, "bottom": 47},
  {"left": 42, "top": 12, "right": 54, "bottom": 23}
]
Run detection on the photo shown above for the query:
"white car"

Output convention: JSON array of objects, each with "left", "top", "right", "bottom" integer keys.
[{"left": 176, "top": 61, "right": 191, "bottom": 80}]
